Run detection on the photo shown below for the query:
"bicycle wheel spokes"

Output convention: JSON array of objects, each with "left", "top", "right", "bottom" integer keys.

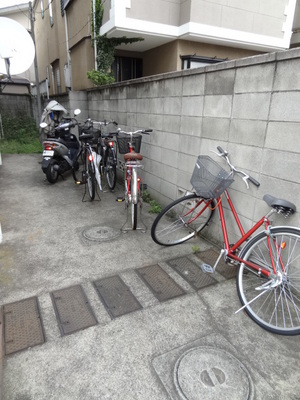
[
  {"left": 105, "top": 150, "right": 116, "bottom": 190},
  {"left": 151, "top": 194, "right": 214, "bottom": 246},
  {"left": 237, "top": 228, "right": 300, "bottom": 335}
]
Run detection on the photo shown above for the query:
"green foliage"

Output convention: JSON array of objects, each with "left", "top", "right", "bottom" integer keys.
[
  {"left": 88, "top": 1, "right": 144, "bottom": 86},
  {"left": 142, "top": 190, "right": 163, "bottom": 214},
  {"left": 0, "top": 114, "right": 42, "bottom": 153},
  {"left": 192, "top": 245, "right": 200, "bottom": 253},
  {"left": 92, "top": 0, "right": 103, "bottom": 35},
  {"left": 87, "top": 70, "right": 115, "bottom": 86}
]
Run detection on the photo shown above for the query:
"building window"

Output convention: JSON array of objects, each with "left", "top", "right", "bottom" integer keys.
[
  {"left": 181, "top": 55, "right": 227, "bottom": 70},
  {"left": 41, "top": 0, "right": 44, "bottom": 18},
  {"left": 49, "top": 0, "right": 54, "bottom": 27},
  {"left": 112, "top": 57, "right": 143, "bottom": 82}
]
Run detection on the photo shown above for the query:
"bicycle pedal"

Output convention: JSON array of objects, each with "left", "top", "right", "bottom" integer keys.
[
  {"left": 201, "top": 264, "right": 214, "bottom": 274},
  {"left": 116, "top": 196, "right": 125, "bottom": 202}
]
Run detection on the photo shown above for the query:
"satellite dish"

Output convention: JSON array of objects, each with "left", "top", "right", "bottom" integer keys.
[{"left": 0, "top": 17, "right": 35, "bottom": 76}]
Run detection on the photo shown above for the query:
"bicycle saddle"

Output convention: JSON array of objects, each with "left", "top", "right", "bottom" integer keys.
[
  {"left": 124, "top": 152, "right": 143, "bottom": 161},
  {"left": 263, "top": 194, "right": 296, "bottom": 216}
]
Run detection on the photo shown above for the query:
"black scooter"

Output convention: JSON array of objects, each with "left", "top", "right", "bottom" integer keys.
[{"left": 40, "top": 109, "right": 81, "bottom": 183}]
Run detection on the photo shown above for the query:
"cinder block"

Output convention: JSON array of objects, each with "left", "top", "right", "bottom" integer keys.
[
  {"left": 235, "top": 63, "right": 275, "bottom": 93},
  {"left": 180, "top": 116, "right": 202, "bottom": 137},
  {"left": 204, "top": 95, "right": 232, "bottom": 118},
  {"left": 261, "top": 149, "right": 300, "bottom": 184},
  {"left": 269, "top": 92, "right": 300, "bottom": 122},
  {"left": 182, "top": 96, "right": 204, "bottom": 117},
  {"left": 232, "top": 93, "right": 271, "bottom": 120},
  {"left": 265, "top": 122, "right": 300, "bottom": 153},
  {"left": 202, "top": 117, "right": 230, "bottom": 141},
  {"left": 162, "top": 115, "right": 181, "bottom": 134},
  {"left": 178, "top": 135, "right": 201, "bottom": 157},
  {"left": 164, "top": 78, "right": 183, "bottom": 97},
  {"left": 229, "top": 119, "right": 266, "bottom": 146},
  {"left": 273, "top": 59, "right": 300, "bottom": 91},
  {"left": 163, "top": 97, "right": 182, "bottom": 115},
  {"left": 182, "top": 74, "right": 205, "bottom": 96},
  {"left": 205, "top": 69, "right": 235, "bottom": 95}
]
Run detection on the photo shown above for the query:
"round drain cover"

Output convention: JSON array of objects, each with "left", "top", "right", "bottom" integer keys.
[
  {"left": 82, "top": 226, "right": 120, "bottom": 242},
  {"left": 174, "top": 346, "right": 253, "bottom": 400}
]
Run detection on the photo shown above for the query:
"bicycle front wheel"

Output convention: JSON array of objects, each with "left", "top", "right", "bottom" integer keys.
[
  {"left": 87, "top": 154, "right": 96, "bottom": 200},
  {"left": 237, "top": 227, "right": 300, "bottom": 335},
  {"left": 105, "top": 148, "right": 116, "bottom": 190},
  {"left": 151, "top": 194, "right": 214, "bottom": 246},
  {"left": 131, "top": 203, "right": 137, "bottom": 230}
]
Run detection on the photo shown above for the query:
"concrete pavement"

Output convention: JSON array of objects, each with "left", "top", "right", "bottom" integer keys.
[{"left": 0, "top": 153, "right": 299, "bottom": 400}]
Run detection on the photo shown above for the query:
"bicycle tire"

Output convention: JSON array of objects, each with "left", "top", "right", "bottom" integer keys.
[
  {"left": 151, "top": 194, "right": 214, "bottom": 246},
  {"left": 131, "top": 168, "right": 138, "bottom": 230},
  {"left": 105, "top": 148, "right": 117, "bottom": 190},
  {"left": 237, "top": 226, "right": 300, "bottom": 335},
  {"left": 132, "top": 203, "right": 138, "bottom": 230},
  {"left": 87, "top": 153, "right": 96, "bottom": 200},
  {"left": 72, "top": 150, "right": 84, "bottom": 183}
]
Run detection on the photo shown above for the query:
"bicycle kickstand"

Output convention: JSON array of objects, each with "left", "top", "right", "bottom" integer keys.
[{"left": 121, "top": 201, "right": 147, "bottom": 233}]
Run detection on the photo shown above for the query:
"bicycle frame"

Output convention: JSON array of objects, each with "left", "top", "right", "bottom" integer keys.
[
  {"left": 125, "top": 141, "right": 142, "bottom": 205},
  {"left": 195, "top": 189, "right": 282, "bottom": 278}
]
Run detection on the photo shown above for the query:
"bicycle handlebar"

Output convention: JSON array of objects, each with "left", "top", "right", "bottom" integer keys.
[
  {"left": 117, "top": 128, "right": 153, "bottom": 135},
  {"left": 214, "top": 146, "right": 260, "bottom": 189},
  {"left": 90, "top": 119, "right": 118, "bottom": 127}
]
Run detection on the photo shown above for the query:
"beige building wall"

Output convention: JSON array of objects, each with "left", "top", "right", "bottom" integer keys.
[
  {"left": 34, "top": 0, "right": 95, "bottom": 95},
  {"left": 143, "top": 40, "right": 261, "bottom": 76},
  {"left": 125, "top": 0, "right": 290, "bottom": 40},
  {"left": 34, "top": 0, "right": 68, "bottom": 94}
]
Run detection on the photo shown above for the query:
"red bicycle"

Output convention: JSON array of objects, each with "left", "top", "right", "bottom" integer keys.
[
  {"left": 116, "top": 128, "right": 152, "bottom": 231},
  {"left": 151, "top": 146, "right": 300, "bottom": 335}
]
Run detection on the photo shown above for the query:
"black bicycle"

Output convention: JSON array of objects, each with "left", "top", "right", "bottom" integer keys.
[
  {"left": 95, "top": 120, "right": 118, "bottom": 190},
  {"left": 72, "top": 124, "right": 96, "bottom": 200}
]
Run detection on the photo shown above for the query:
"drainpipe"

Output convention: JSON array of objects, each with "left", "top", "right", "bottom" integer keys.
[
  {"left": 93, "top": 0, "right": 97, "bottom": 70},
  {"left": 64, "top": 10, "right": 72, "bottom": 89},
  {"left": 29, "top": 1, "right": 42, "bottom": 125}
]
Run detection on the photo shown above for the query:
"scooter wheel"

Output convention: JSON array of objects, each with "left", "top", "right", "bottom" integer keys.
[{"left": 46, "top": 160, "right": 59, "bottom": 183}]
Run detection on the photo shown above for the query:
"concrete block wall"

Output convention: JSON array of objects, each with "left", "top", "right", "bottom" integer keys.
[{"left": 71, "top": 47, "right": 300, "bottom": 246}]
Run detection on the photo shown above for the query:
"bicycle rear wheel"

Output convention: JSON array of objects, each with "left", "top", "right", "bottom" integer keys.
[
  {"left": 237, "top": 227, "right": 300, "bottom": 335},
  {"left": 151, "top": 194, "right": 214, "bottom": 246},
  {"left": 105, "top": 148, "right": 116, "bottom": 190},
  {"left": 87, "top": 153, "right": 96, "bottom": 200}
]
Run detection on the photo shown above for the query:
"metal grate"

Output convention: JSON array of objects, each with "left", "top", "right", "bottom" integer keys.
[
  {"left": 136, "top": 264, "right": 185, "bottom": 302},
  {"left": 50, "top": 285, "right": 97, "bottom": 336},
  {"left": 3, "top": 297, "right": 45, "bottom": 355},
  {"left": 195, "top": 248, "right": 237, "bottom": 279},
  {"left": 93, "top": 275, "right": 142, "bottom": 319},
  {"left": 167, "top": 256, "right": 217, "bottom": 290}
]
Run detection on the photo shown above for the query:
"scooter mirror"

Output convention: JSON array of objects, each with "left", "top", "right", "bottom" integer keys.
[
  {"left": 40, "top": 122, "right": 48, "bottom": 128},
  {"left": 74, "top": 109, "right": 81, "bottom": 116}
]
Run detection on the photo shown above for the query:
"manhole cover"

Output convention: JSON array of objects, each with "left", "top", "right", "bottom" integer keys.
[
  {"left": 174, "top": 346, "right": 253, "bottom": 400},
  {"left": 82, "top": 226, "right": 120, "bottom": 242},
  {"left": 50, "top": 285, "right": 97, "bottom": 336},
  {"left": 195, "top": 248, "right": 236, "bottom": 279},
  {"left": 136, "top": 264, "right": 185, "bottom": 302},
  {"left": 3, "top": 297, "right": 45, "bottom": 355},
  {"left": 167, "top": 256, "right": 217, "bottom": 290},
  {"left": 94, "top": 275, "right": 142, "bottom": 319}
]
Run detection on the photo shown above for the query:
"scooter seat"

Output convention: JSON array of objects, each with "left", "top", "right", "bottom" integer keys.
[{"left": 79, "top": 133, "right": 94, "bottom": 142}]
